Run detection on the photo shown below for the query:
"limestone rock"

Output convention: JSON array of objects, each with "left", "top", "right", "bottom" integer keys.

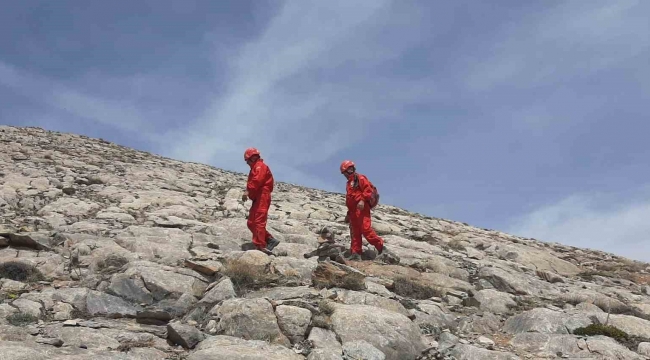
[
  {"left": 330, "top": 304, "right": 425, "bottom": 360},
  {"left": 188, "top": 335, "right": 304, "bottom": 360},
  {"left": 212, "top": 298, "right": 291, "bottom": 347},
  {"left": 200, "top": 277, "right": 237, "bottom": 305},
  {"left": 275, "top": 305, "right": 312, "bottom": 344},
  {"left": 168, "top": 321, "right": 205, "bottom": 349}
]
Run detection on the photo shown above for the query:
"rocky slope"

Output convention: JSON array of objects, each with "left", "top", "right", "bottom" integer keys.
[{"left": 1, "top": 125, "right": 650, "bottom": 360}]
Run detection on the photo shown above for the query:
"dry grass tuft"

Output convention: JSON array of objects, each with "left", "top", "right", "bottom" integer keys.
[{"left": 392, "top": 276, "right": 445, "bottom": 300}]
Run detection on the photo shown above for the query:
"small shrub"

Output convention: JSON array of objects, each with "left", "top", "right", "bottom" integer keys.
[
  {"left": 95, "top": 254, "right": 129, "bottom": 274},
  {"left": 419, "top": 323, "right": 440, "bottom": 336},
  {"left": 116, "top": 339, "right": 155, "bottom": 352},
  {"left": 573, "top": 324, "right": 628, "bottom": 342},
  {"left": 392, "top": 276, "right": 445, "bottom": 300},
  {"left": 318, "top": 300, "right": 336, "bottom": 316},
  {"left": 6, "top": 312, "right": 38, "bottom": 326},
  {"left": 223, "top": 260, "right": 278, "bottom": 294},
  {"left": 0, "top": 261, "right": 43, "bottom": 283}
]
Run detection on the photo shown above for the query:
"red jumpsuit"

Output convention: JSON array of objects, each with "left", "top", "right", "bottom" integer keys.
[
  {"left": 346, "top": 173, "right": 384, "bottom": 255},
  {"left": 246, "top": 159, "right": 274, "bottom": 249}
]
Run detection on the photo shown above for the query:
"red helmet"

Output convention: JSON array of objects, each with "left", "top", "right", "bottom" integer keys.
[
  {"left": 340, "top": 160, "right": 355, "bottom": 173},
  {"left": 244, "top": 147, "right": 260, "bottom": 161}
]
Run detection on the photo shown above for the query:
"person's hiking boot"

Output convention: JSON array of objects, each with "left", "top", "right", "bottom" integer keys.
[
  {"left": 266, "top": 237, "right": 280, "bottom": 251},
  {"left": 377, "top": 243, "right": 385, "bottom": 255}
]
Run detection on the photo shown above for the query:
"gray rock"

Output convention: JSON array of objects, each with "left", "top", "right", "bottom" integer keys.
[
  {"left": 336, "top": 289, "right": 411, "bottom": 317},
  {"left": 511, "top": 333, "right": 644, "bottom": 359},
  {"left": 468, "top": 289, "right": 517, "bottom": 314},
  {"left": 52, "top": 302, "right": 75, "bottom": 320},
  {"left": 35, "top": 336, "right": 64, "bottom": 347},
  {"left": 86, "top": 290, "right": 142, "bottom": 318},
  {"left": 167, "top": 321, "right": 205, "bottom": 349},
  {"left": 187, "top": 335, "right": 304, "bottom": 360},
  {"left": 212, "top": 298, "right": 291, "bottom": 347},
  {"left": 0, "top": 341, "right": 48, "bottom": 360},
  {"left": 108, "top": 273, "right": 154, "bottom": 304},
  {"left": 331, "top": 304, "right": 425, "bottom": 360},
  {"left": 41, "top": 324, "right": 121, "bottom": 350},
  {"left": 308, "top": 348, "right": 345, "bottom": 360},
  {"left": 308, "top": 327, "right": 343, "bottom": 354},
  {"left": 342, "top": 340, "right": 386, "bottom": 360},
  {"left": 503, "top": 308, "right": 591, "bottom": 334},
  {"left": 445, "top": 344, "right": 521, "bottom": 360},
  {"left": 638, "top": 342, "right": 650, "bottom": 357},
  {"left": 275, "top": 305, "right": 312, "bottom": 344},
  {"left": 200, "top": 277, "right": 237, "bottom": 305},
  {"left": 11, "top": 298, "right": 43, "bottom": 318}
]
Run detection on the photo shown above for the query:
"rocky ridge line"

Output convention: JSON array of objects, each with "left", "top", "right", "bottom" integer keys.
[{"left": 1, "top": 125, "right": 650, "bottom": 359}]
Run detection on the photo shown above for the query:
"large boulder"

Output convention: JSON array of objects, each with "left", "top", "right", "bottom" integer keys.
[
  {"left": 211, "top": 298, "right": 290, "bottom": 347},
  {"left": 503, "top": 308, "right": 592, "bottom": 334},
  {"left": 275, "top": 305, "right": 312, "bottom": 344},
  {"left": 330, "top": 304, "right": 425, "bottom": 360},
  {"left": 187, "top": 335, "right": 304, "bottom": 360}
]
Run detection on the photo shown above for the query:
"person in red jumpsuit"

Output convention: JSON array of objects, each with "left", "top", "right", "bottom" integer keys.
[
  {"left": 340, "top": 160, "right": 384, "bottom": 260},
  {"left": 242, "top": 148, "right": 280, "bottom": 252}
]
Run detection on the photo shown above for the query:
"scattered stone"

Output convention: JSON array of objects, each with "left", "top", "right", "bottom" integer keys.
[
  {"left": 200, "top": 277, "right": 237, "bottom": 305},
  {"left": 167, "top": 320, "right": 205, "bottom": 349},
  {"left": 342, "top": 340, "right": 386, "bottom": 360},
  {"left": 35, "top": 336, "right": 64, "bottom": 347}
]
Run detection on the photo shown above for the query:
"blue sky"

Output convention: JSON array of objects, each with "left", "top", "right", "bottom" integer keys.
[{"left": 1, "top": 1, "right": 649, "bottom": 261}]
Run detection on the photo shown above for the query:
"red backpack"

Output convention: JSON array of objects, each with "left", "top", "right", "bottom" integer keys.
[{"left": 354, "top": 174, "right": 380, "bottom": 209}]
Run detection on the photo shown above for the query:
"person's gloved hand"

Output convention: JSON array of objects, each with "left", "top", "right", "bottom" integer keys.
[
  {"left": 241, "top": 191, "right": 249, "bottom": 202},
  {"left": 357, "top": 200, "right": 365, "bottom": 210}
]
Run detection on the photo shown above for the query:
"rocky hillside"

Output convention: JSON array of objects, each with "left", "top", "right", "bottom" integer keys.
[{"left": 1, "top": 125, "right": 650, "bottom": 360}]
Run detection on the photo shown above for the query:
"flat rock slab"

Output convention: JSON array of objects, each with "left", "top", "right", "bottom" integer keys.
[
  {"left": 212, "top": 298, "right": 290, "bottom": 347},
  {"left": 168, "top": 321, "right": 205, "bottom": 349},
  {"left": 187, "top": 335, "right": 304, "bottom": 360},
  {"left": 86, "top": 291, "right": 142, "bottom": 318},
  {"left": 330, "top": 304, "right": 425, "bottom": 360}
]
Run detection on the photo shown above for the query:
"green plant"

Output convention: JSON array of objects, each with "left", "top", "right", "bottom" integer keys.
[
  {"left": 6, "top": 312, "right": 38, "bottom": 326},
  {"left": 573, "top": 324, "right": 628, "bottom": 342},
  {"left": 0, "top": 261, "right": 43, "bottom": 283}
]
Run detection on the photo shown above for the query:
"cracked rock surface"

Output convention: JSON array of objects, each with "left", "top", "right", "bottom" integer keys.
[{"left": 1, "top": 125, "right": 650, "bottom": 359}]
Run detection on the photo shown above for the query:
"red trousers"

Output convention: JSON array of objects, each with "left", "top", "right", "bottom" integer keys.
[
  {"left": 349, "top": 206, "right": 384, "bottom": 254},
  {"left": 247, "top": 192, "right": 273, "bottom": 249}
]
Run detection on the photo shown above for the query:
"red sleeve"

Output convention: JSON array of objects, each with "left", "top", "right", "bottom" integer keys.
[
  {"left": 246, "top": 165, "right": 266, "bottom": 198},
  {"left": 356, "top": 175, "right": 373, "bottom": 202}
]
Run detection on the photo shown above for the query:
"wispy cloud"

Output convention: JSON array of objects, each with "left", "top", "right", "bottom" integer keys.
[
  {"left": 0, "top": 61, "right": 150, "bottom": 133},
  {"left": 163, "top": 0, "right": 437, "bottom": 183},
  {"left": 464, "top": 0, "right": 649, "bottom": 92},
  {"left": 507, "top": 190, "right": 650, "bottom": 262}
]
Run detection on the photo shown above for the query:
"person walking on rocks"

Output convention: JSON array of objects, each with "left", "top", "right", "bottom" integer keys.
[
  {"left": 242, "top": 148, "right": 280, "bottom": 253},
  {"left": 340, "top": 160, "right": 384, "bottom": 260}
]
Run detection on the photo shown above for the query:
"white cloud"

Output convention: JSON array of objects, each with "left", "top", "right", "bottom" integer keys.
[
  {"left": 0, "top": 61, "right": 151, "bottom": 134},
  {"left": 465, "top": 0, "right": 649, "bottom": 91},
  {"left": 507, "top": 192, "right": 650, "bottom": 262},
  {"left": 163, "top": 0, "right": 437, "bottom": 186}
]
